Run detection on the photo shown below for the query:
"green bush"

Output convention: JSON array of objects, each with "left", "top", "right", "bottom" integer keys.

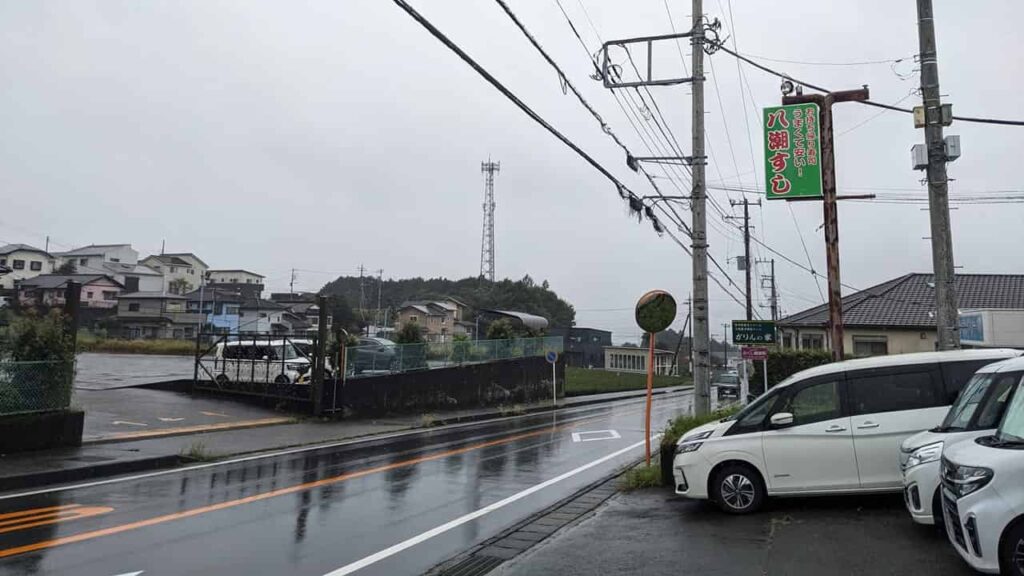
[
  {"left": 394, "top": 322, "right": 425, "bottom": 344},
  {"left": 2, "top": 309, "right": 75, "bottom": 364},
  {"left": 76, "top": 335, "right": 194, "bottom": 356},
  {"left": 486, "top": 318, "right": 515, "bottom": 340},
  {"left": 750, "top": 349, "right": 834, "bottom": 395},
  {"left": 620, "top": 464, "right": 663, "bottom": 490},
  {"left": 661, "top": 405, "right": 741, "bottom": 450}
]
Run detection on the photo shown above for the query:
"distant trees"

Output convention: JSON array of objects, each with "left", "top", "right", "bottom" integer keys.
[
  {"left": 168, "top": 278, "right": 193, "bottom": 295},
  {"left": 485, "top": 318, "right": 515, "bottom": 340},
  {"left": 394, "top": 322, "right": 425, "bottom": 344},
  {"left": 319, "top": 275, "right": 576, "bottom": 328},
  {"left": 55, "top": 261, "right": 76, "bottom": 275}
]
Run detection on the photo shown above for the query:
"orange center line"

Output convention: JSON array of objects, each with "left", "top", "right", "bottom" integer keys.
[
  {"left": 0, "top": 413, "right": 616, "bottom": 560},
  {"left": 0, "top": 505, "right": 79, "bottom": 523},
  {"left": 0, "top": 507, "right": 113, "bottom": 536}
]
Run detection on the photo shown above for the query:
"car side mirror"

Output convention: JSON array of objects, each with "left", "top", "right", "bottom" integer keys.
[{"left": 770, "top": 412, "right": 794, "bottom": 428}]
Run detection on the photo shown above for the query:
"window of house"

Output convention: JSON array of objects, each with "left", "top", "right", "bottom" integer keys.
[
  {"left": 103, "top": 291, "right": 117, "bottom": 300},
  {"left": 782, "top": 333, "right": 793, "bottom": 349},
  {"left": 170, "top": 267, "right": 177, "bottom": 273},
  {"left": 853, "top": 335, "right": 888, "bottom": 356},
  {"left": 79, "top": 258, "right": 88, "bottom": 266},
  {"left": 409, "top": 315, "right": 418, "bottom": 323},
  {"left": 246, "top": 279, "right": 252, "bottom": 284},
  {"left": 801, "top": 333, "right": 824, "bottom": 350},
  {"left": 230, "top": 278, "right": 237, "bottom": 283},
  {"left": 110, "top": 257, "right": 120, "bottom": 263},
  {"left": 12, "top": 260, "right": 24, "bottom": 270},
  {"left": 188, "top": 269, "right": 194, "bottom": 275},
  {"left": 259, "top": 313, "right": 267, "bottom": 318},
  {"left": 86, "top": 291, "right": 94, "bottom": 299},
  {"left": 311, "top": 317, "right": 319, "bottom": 325},
  {"left": 0, "top": 258, "right": 6, "bottom": 266},
  {"left": 128, "top": 303, "right": 140, "bottom": 312},
  {"left": 30, "top": 261, "right": 42, "bottom": 271}
]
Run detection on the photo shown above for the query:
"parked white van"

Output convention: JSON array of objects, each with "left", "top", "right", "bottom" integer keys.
[
  {"left": 941, "top": 366, "right": 1024, "bottom": 575},
  {"left": 211, "top": 340, "right": 310, "bottom": 385},
  {"left": 672, "top": 350, "right": 1019, "bottom": 514},
  {"left": 901, "top": 354, "right": 1024, "bottom": 526}
]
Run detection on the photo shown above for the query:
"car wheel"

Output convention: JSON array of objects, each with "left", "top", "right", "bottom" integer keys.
[
  {"left": 215, "top": 374, "right": 229, "bottom": 386},
  {"left": 711, "top": 464, "right": 765, "bottom": 514},
  {"left": 274, "top": 374, "right": 290, "bottom": 384},
  {"left": 1000, "top": 522, "right": 1024, "bottom": 576}
]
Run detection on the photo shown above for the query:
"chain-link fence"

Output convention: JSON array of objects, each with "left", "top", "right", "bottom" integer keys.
[
  {"left": 346, "top": 336, "right": 563, "bottom": 377},
  {"left": 0, "top": 360, "right": 75, "bottom": 416}
]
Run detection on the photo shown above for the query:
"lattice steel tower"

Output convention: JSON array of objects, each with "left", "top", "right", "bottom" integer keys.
[{"left": 479, "top": 160, "right": 500, "bottom": 282}]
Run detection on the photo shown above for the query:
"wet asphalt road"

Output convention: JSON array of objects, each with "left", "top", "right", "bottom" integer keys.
[{"left": 0, "top": 392, "right": 692, "bottom": 576}]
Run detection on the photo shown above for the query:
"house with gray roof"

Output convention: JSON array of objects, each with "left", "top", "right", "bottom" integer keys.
[
  {"left": 0, "top": 243, "right": 55, "bottom": 291},
  {"left": 18, "top": 274, "right": 124, "bottom": 309},
  {"left": 777, "top": 273, "right": 1024, "bottom": 356},
  {"left": 141, "top": 252, "right": 209, "bottom": 294}
]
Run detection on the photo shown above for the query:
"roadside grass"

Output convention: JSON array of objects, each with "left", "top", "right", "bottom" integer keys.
[
  {"left": 180, "top": 440, "right": 216, "bottom": 462},
  {"left": 565, "top": 367, "right": 690, "bottom": 397},
  {"left": 619, "top": 463, "right": 663, "bottom": 490},
  {"left": 661, "top": 404, "right": 742, "bottom": 450},
  {"left": 77, "top": 334, "right": 194, "bottom": 356},
  {"left": 421, "top": 413, "right": 440, "bottom": 427}
]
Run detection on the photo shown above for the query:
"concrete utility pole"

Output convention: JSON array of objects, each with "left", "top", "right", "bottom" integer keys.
[
  {"left": 916, "top": 0, "right": 960, "bottom": 350},
  {"left": 728, "top": 198, "right": 761, "bottom": 321},
  {"left": 783, "top": 87, "right": 869, "bottom": 361},
  {"left": 691, "top": 0, "right": 711, "bottom": 416},
  {"left": 376, "top": 269, "right": 384, "bottom": 330},
  {"left": 758, "top": 258, "right": 779, "bottom": 322}
]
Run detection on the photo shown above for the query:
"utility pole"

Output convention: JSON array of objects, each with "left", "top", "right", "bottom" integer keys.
[
  {"left": 480, "top": 160, "right": 500, "bottom": 282},
  {"left": 728, "top": 198, "right": 761, "bottom": 321},
  {"left": 758, "top": 258, "right": 779, "bottom": 322},
  {"left": 357, "top": 264, "right": 366, "bottom": 325},
  {"left": 289, "top": 268, "right": 296, "bottom": 294},
  {"left": 376, "top": 268, "right": 384, "bottom": 329},
  {"left": 916, "top": 0, "right": 959, "bottom": 350},
  {"left": 721, "top": 323, "right": 729, "bottom": 368},
  {"left": 690, "top": 0, "right": 711, "bottom": 416},
  {"left": 688, "top": 294, "right": 694, "bottom": 376}
]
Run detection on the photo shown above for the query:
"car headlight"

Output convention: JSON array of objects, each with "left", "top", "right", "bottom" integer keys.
[
  {"left": 947, "top": 464, "right": 994, "bottom": 498},
  {"left": 904, "top": 441, "right": 943, "bottom": 470},
  {"left": 286, "top": 362, "right": 309, "bottom": 373},
  {"left": 680, "top": 430, "right": 713, "bottom": 444},
  {"left": 676, "top": 442, "right": 703, "bottom": 455}
]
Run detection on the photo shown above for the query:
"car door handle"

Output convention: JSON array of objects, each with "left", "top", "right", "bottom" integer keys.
[
  {"left": 857, "top": 422, "right": 880, "bottom": 429},
  {"left": 825, "top": 425, "right": 847, "bottom": 433}
]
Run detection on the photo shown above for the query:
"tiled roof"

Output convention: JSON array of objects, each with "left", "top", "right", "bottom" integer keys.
[
  {"left": 0, "top": 243, "right": 52, "bottom": 257},
  {"left": 778, "top": 273, "right": 1024, "bottom": 329},
  {"left": 19, "top": 274, "right": 121, "bottom": 289}
]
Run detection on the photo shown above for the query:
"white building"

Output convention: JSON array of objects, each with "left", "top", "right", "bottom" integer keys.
[
  {"left": 238, "top": 298, "right": 286, "bottom": 334},
  {"left": 140, "top": 253, "right": 209, "bottom": 294},
  {"left": 55, "top": 244, "right": 162, "bottom": 293},
  {"left": 0, "top": 244, "right": 56, "bottom": 290},
  {"left": 604, "top": 346, "right": 678, "bottom": 376}
]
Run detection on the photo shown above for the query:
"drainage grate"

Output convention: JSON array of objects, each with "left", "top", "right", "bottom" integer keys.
[{"left": 435, "top": 554, "right": 504, "bottom": 576}]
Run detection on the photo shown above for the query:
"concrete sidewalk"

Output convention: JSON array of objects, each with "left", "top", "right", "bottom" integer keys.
[{"left": 0, "top": 386, "right": 691, "bottom": 493}]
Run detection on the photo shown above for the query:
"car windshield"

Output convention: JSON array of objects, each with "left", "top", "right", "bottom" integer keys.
[
  {"left": 716, "top": 374, "right": 739, "bottom": 385},
  {"left": 996, "top": 377, "right": 1024, "bottom": 443},
  {"left": 938, "top": 374, "right": 990, "bottom": 431}
]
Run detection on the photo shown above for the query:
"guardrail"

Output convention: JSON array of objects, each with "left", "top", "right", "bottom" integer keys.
[
  {"left": 346, "top": 336, "right": 563, "bottom": 377},
  {"left": 0, "top": 360, "right": 75, "bottom": 416}
]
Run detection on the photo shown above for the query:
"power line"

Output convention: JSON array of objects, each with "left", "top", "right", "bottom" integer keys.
[
  {"left": 728, "top": 51, "right": 913, "bottom": 67},
  {"left": 711, "top": 40, "right": 1024, "bottom": 127}
]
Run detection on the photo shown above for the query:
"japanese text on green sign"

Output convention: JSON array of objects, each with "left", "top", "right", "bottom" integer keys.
[
  {"left": 763, "top": 103, "right": 822, "bottom": 200},
  {"left": 732, "top": 320, "right": 777, "bottom": 345}
]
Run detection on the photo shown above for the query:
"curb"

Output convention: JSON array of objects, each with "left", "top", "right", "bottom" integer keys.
[
  {"left": 426, "top": 458, "right": 639, "bottom": 576},
  {"left": 0, "top": 454, "right": 183, "bottom": 493},
  {"left": 82, "top": 416, "right": 298, "bottom": 445}
]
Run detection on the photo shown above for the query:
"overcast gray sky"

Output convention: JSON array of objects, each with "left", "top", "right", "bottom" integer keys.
[{"left": 2, "top": 1, "right": 1022, "bottom": 343}]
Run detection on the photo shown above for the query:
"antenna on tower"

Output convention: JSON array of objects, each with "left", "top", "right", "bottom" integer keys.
[{"left": 479, "top": 159, "right": 500, "bottom": 282}]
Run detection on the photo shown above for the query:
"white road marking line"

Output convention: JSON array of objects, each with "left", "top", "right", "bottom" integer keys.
[
  {"left": 322, "top": 434, "right": 661, "bottom": 576},
  {"left": 200, "top": 411, "right": 229, "bottom": 417},
  {"left": 111, "top": 421, "right": 147, "bottom": 427},
  {"left": 110, "top": 572, "right": 143, "bottom": 576},
  {"left": 0, "top": 392, "right": 689, "bottom": 501},
  {"left": 157, "top": 418, "right": 185, "bottom": 423},
  {"left": 571, "top": 430, "right": 621, "bottom": 443}
]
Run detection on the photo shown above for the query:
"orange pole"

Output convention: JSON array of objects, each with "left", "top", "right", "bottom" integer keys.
[{"left": 645, "top": 333, "right": 655, "bottom": 465}]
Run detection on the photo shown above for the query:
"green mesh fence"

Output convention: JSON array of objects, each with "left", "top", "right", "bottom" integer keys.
[
  {"left": 0, "top": 360, "right": 75, "bottom": 416},
  {"left": 346, "top": 336, "right": 563, "bottom": 377}
]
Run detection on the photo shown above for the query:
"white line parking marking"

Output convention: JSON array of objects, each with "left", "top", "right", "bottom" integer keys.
[
  {"left": 571, "top": 430, "right": 621, "bottom": 443},
  {"left": 321, "top": 434, "right": 659, "bottom": 576}
]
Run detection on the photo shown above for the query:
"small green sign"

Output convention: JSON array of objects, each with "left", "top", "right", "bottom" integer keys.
[
  {"left": 732, "top": 320, "right": 776, "bottom": 345},
  {"left": 763, "top": 103, "right": 822, "bottom": 200}
]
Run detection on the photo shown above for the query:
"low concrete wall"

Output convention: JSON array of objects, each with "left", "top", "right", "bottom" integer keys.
[
  {"left": 334, "top": 357, "right": 565, "bottom": 416},
  {"left": 0, "top": 410, "right": 84, "bottom": 453}
]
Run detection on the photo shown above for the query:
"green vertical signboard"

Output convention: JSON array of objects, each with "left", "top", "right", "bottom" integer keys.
[{"left": 763, "top": 103, "right": 822, "bottom": 200}]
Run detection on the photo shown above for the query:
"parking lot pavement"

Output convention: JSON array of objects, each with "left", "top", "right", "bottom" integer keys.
[{"left": 501, "top": 489, "right": 974, "bottom": 576}]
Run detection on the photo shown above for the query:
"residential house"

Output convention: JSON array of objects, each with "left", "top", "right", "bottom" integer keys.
[
  {"left": 185, "top": 287, "right": 243, "bottom": 334},
  {"left": 116, "top": 292, "right": 205, "bottom": 340},
  {"left": 54, "top": 244, "right": 162, "bottom": 292},
  {"left": 140, "top": 253, "right": 209, "bottom": 294},
  {"left": 269, "top": 293, "right": 333, "bottom": 336},
  {"left": 777, "top": 273, "right": 1024, "bottom": 356},
  {"left": 207, "top": 269, "right": 265, "bottom": 299},
  {"left": 396, "top": 298, "right": 473, "bottom": 342},
  {"left": 0, "top": 244, "right": 56, "bottom": 291},
  {"left": 549, "top": 327, "right": 612, "bottom": 368},
  {"left": 18, "top": 274, "right": 123, "bottom": 309},
  {"left": 238, "top": 298, "right": 287, "bottom": 335}
]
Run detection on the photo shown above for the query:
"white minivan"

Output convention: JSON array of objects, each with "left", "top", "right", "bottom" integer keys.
[
  {"left": 211, "top": 340, "right": 311, "bottom": 385},
  {"left": 901, "top": 354, "right": 1024, "bottom": 526},
  {"left": 941, "top": 367, "right": 1024, "bottom": 575},
  {"left": 672, "top": 350, "right": 1019, "bottom": 514}
]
